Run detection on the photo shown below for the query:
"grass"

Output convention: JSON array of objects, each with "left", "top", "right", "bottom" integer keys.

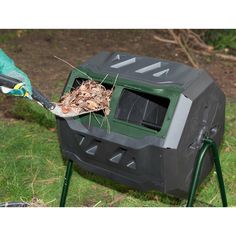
[
  {"left": 0, "top": 30, "right": 31, "bottom": 43},
  {"left": 0, "top": 98, "right": 235, "bottom": 207}
]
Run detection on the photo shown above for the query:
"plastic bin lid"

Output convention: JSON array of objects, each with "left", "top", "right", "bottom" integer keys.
[{"left": 80, "top": 51, "right": 203, "bottom": 90}]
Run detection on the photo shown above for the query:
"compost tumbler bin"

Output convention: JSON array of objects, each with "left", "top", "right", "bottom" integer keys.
[{"left": 56, "top": 51, "right": 225, "bottom": 199}]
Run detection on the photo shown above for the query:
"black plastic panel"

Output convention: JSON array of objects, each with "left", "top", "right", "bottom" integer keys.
[{"left": 115, "top": 89, "right": 170, "bottom": 132}]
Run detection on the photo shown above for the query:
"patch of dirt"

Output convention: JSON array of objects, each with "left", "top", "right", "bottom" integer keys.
[
  {"left": 0, "top": 30, "right": 236, "bottom": 119},
  {"left": 0, "top": 97, "right": 17, "bottom": 120},
  {"left": 203, "top": 60, "right": 236, "bottom": 98}
]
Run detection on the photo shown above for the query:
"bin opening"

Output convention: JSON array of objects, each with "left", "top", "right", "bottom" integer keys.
[{"left": 115, "top": 89, "right": 170, "bottom": 132}]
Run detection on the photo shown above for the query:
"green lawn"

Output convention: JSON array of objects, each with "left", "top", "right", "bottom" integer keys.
[{"left": 0, "top": 98, "right": 235, "bottom": 207}]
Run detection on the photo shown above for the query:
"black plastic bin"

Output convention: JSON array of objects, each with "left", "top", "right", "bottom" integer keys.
[{"left": 57, "top": 51, "right": 225, "bottom": 198}]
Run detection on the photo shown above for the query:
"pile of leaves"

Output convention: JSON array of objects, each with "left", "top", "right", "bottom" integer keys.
[{"left": 59, "top": 80, "right": 113, "bottom": 116}]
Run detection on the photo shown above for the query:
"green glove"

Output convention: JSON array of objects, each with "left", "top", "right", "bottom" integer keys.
[{"left": 0, "top": 48, "right": 32, "bottom": 99}]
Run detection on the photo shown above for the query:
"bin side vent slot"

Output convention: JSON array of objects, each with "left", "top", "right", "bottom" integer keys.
[
  {"left": 153, "top": 68, "right": 170, "bottom": 78},
  {"left": 135, "top": 62, "right": 161, "bottom": 73},
  {"left": 111, "top": 57, "right": 136, "bottom": 68},
  {"left": 126, "top": 161, "right": 136, "bottom": 170},
  {"left": 109, "top": 148, "right": 126, "bottom": 164},
  {"left": 76, "top": 135, "right": 85, "bottom": 146},
  {"left": 86, "top": 145, "right": 98, "bottom": 155},
  {"left": 85, "top": 140, "right": 101, "bottom": 156},
  {"left": 110, "top": 153, "right": 123, "bottom": 164},
  {"left": 112, "top": 54, "right": 121, "bottom": 61}
]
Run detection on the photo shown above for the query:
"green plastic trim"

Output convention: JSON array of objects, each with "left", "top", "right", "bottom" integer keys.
[
  {"left": 187, "top": 138, "right": 227, "bottom": 207},
  {"left": 63, "top": 68, "right": 182, "bottom": 139},
  {"left": 60, "top": 160, "right": 73, "bottom": 207}
]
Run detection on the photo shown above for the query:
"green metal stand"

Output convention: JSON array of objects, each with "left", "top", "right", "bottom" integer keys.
[
  {"left": 186, "top": 138, "right": 227, "bottom": 207},
  {"left": 59, "top": 138, "right": 227, "bottom": 207},
  {"left": 60, "top": 160, "right": 73, "bottom": 207}
]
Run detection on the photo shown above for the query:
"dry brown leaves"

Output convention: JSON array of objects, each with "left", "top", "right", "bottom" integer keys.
[
  {"left": 28, "top": 197, "right": 48, "bottom": 207},
  {"left": 58, "top": 80, "right": 113, "bottom": 116}
]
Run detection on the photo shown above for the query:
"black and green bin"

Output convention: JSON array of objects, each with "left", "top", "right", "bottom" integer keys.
[{"left": 56, "top": 51, "right": 226, "bottom": 204}]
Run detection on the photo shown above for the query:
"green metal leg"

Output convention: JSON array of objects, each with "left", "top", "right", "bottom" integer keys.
[
  {"left": 186, "top": 138, "right": 228, "bottom": 207},
  {"left": 60, "top": 160, "right": 73, "bottom": 207}
]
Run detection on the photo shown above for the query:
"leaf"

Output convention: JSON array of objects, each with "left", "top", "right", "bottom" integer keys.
[{"left": 59, "top": 80, "right": 112, "bottom": 116}]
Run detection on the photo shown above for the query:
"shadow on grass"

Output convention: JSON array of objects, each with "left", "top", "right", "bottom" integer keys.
[
  {"left": 60, "top": 157, "right": 219, "bottom": 207},
  {"left": 76, "top": 163, "right": 219, "bottom": 206},
  {"left": 62, "top": 160, "right": 185, "bottom": 207}
]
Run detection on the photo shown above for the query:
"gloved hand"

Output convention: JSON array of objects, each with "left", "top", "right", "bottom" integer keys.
[{"left": 0, "top": 48, "right": 32, "bottom": 99}]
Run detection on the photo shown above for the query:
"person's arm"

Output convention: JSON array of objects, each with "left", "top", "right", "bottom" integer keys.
[{"left": 0, "top": 49, "right": 32, "bottom": 98}]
